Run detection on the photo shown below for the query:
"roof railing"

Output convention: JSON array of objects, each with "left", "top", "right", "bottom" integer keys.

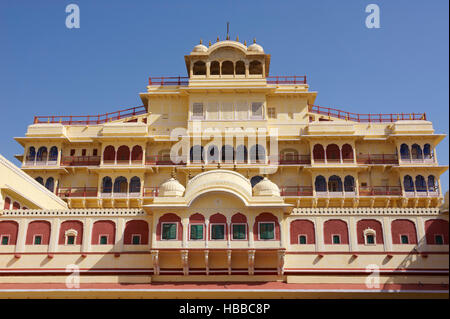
[
  {"left": 33, "top": 105, "right": 146, "bottom": 125},
  {"left": 149, "top": 76, "right": 189, "bottom": 86},
  {"left": 309, "top": 105, "right": 426, "bottom": 123},
  {"left": 266, "top": 75, "right": 307, "bottom": 84}
]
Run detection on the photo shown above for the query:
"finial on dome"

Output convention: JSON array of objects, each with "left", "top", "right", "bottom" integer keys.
[
  {"left": 171, "top": 168, "right": 176, "bottom": 178},
  {"left": 208, "top": 40, "right": 211, "bottom": 46},
  {"left": 199, "top": 39, "right": 203, "bottom": 44},
  {"left": 217, "top": 36, "right": 220, "bottom": 42},
  {"left": 236, "top": 35, "right": 239, "bottom": 42},
  {"left": 244, "top": 40, "right": 247, "bottom": 46},
  {"left": 253, "top": 38, "right": 256, "bottom": 43}
]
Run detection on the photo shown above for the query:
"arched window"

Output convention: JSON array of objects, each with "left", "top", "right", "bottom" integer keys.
[
  {"left": 12, "top": 202, "right": 20, "bottom": 210},
  {"left": 221, "top": 145, "right": 235, "bottom": 163},
  {"left": 103, "top": 146, "right": 115, "bottom": 163},
  {"left": 391, "top": 219, "right": 417, "bottom": 244},
  {"left": 35, "top": 177, "right": 44, "bottom": 185},
  {"left": 131, "top": 145, "right": 143, "bottom": 163},
  {"left": 357, "top": 219, "right": 383, "bottom": 245},
  {"left": 313, "top": 144, "right": 325, "bottom": 162},
  {"left": 114, "top": 176, "right": 128, "bottom": 194},
  {"left": 315, "top": 176, "right": 327, "bottom": 192},
  {"left": 207, "top": 145, "right": 219, "bottom": 163},
  {"left": 129, "top": 176, "right": 141, "bottom": 194},
  {"left": 27, "top": 147, "right": 36, "bottom": 162},
  {"left": 344, "top": 175, "right": 355, "bottom": 192},
  {"left": 290, "top": 220, "right": 315, "bottom": 244},
  {"left": 235, "top": 61, "right": 245, "bottom": 75},
  {"left": 403, "top": 175, "right": 414, "bottom": 192},
  {"left": 124, "top": 220, "right": 149, "bottom": 245},
  {"left": 3, "top": 197, "right": 11, "bottom": 210},
  {"left": 49, "top": 146, "right": 58, "bottom": 161},
  {"left": 341, "top": 144, "right": 353, "bottom": 162},
  {"left": 102, "top": 176, "right": 112, "bottom": 193},
  {"left": 221, "top": 61, "right": 234, "bottom": 75},
  {"left": 117, "top": 146, "right": 130, "bottom": 164},
  {"left": 400, "top": 144, "right": 410, "bottom": 160},
  {"left": 425, "top": 219, "right": 448, "bottom": 245},
  {"left": 0, "top": 221, "right": 19, "bottom": 245},
  {"left": 411, "top": 144, "right": 422, "bottom": 160},
  {"left": 45, "top": 177, "right": 55, "bottom": 193},
  {"left": 323, "top": 219, "right": 349, "bottom": 244},
  {"left": 236, "top": 145, "right": 248, "bottom": 163},
  {"left": 58, "top": 221, "right": 83, "bottom": 245},
  {"left": 251, "top": 176, "right": 264, "bottom": 188},
  {"left": 250, "top": 144, "right": 266, "bottom": 163},
  {"left": 423, "top": 144, "right": 432, "bottom": 159},
  {"left": 415, "top": 175, "right": 426, "bottom": 192},
  {"left": 210, "top": 61, "right": 220, "bottom": 75},
  {"left": 193, "top": 61, "right": 206, "bottom": 75},
  {"left": 26, "top": 221, "right": 51, "bottom": 245},
  {"left": 326, "top": 144, "right": 340, "bottom": 162},
  {"left": 92, "top": 220, "right": 115, "bottom": 245},
  {"left": 36, "top": 147, "right": 48, "bottom": 162},
  {"left": 328, "top": 175, "right": 343, "bottom": 192},
  {"left": 249, "top": 60, "right": 262, "bottom": 75},
  {"left": 190, "top": 145, "right": 204, "bottom": 163},
  {"left": 428, "top": 175, "right": 437, "bottom": 192}
]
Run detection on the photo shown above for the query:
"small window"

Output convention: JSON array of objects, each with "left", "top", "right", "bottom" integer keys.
[
  {"left": 366, "top": 234, "right": 375, "bottom": 245},
  {"left": 298, "top": 235, "right": 307, "bottom": 244},
  {"left": 192, "top": 103, "right": 204, "bottom": 120},
  {"left": 211, "top": 224, "right": 225, "bottom": 240},
  {"left": 190, "top": 224, "right": 204, "bottom": 240},
  {"left": 259, "top": 222, "right": 275, "bottom": 240},
  {"left": 232, "top": 224, "right": 246, "bottom": 240},
  {"left": 70, "top": 149, "right": 75, "bottom": 156},
  {"left": 251, "top": 102, "right": 263, "bottom": 119},
  {"left": 67, "top": 235, "right": 75, "bottom": 245},
  {"left": 162, "top": 223, "right": 177, "bottom": 240},
  {"left": 268, "top": 107, "right": 276, "bottom": 119},
  {"left": 93, "top": 149, "right": 98, "bottom": 156},
  {"left": 332, "top": 235, "right": 341, "bottom": 244},
  {"left": 82, "top": 149, "right": 87, "bottom": 156},
  {"left": 162, "top": 113, "right": 169, "bottom": 120},
  {"left": 99, "top": 235, "right": 108, "bottom": 245},
  {"left": 435, "top": 235, "right": 444, "bottom": 245},
  {"left": 132, "top": 235, "right": 141, "bottom": 245},
  {"left": 1, "top": 236, "right": 9, "bottom": 245},
  {"left": 34, "top": 235, "right": 42, "bottom": 245},
  {"left": 401, "top": 235, "right": 409, "bottom": 244}
]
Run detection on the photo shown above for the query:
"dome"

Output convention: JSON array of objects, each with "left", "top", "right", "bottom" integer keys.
[
  {"left": 192, "top": 41, "right": 208, "bottom": 53},
  {"left": 252, "top": 177, "right": 280, "bottom": 196},
  {"left": 159, "top": 177, "right": 185, "bottom": 197},
  {"left": 247, "top": 40, "right": 264, "bottom": 53}
]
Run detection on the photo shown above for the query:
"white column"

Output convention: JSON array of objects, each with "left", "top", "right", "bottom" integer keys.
[
  {"left": 114, "top": 218, "right": 126, "bottom": 252},
  {"left": 382, "top": 217, "right": 393, "bottom": 252},
  {"left": 152, "top": 213, "right": 158, "bottom": 249},
  {"left": 82, "top": 218, "right": 93, "bottom": 252},
  {"left": 205, "top": 219, "right": 209, "bottom": 248},
  {"left": 48, "top": 218, "right": 60, "bottom": 253},
  {"left": 248, "top": 213, "right": 255, "bottom": 248},
  {"left": 226, "top": 216, "right": 231, "bottom": 248},
  {"left": 315, "top": 217, "right": 324, "bottom": 252},
  {"left": 348, "top": 217, "right": 358, "bottom": 252},
  {"left": 415, "top": 216, "right": 426, "bottom": 248},
  {"left": 182, "top": 217, "right": 189, "bottom": 248},
  {"left": 15, "top": 219, "right": 29, "bottom": 253}
]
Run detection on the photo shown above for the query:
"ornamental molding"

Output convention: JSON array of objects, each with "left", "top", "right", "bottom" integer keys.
[
  {"left": 290, "top": 207, "right": 441, "bottom": 216},
  {"left": 0, "top": 208, "right": 146, "bottom": 217}
]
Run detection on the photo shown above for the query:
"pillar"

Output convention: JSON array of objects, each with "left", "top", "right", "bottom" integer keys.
[
  {"left": 182, "top": 217, "right": 189, "bottom": 248},
  {"left": 48, "top": 218, "right": 60, "bottom": 253},
  {"left": 82, "top": 218, "right": 93, "bottom": 253},
  {"left": 348, "top": 217, "right": 358, "bottom": 252},
  {"left": 114, "top": 218, "right": 126, "bottom": 252},
  {"left": 382, "top": 217, "right": 393, "bottom": 252},
  {"left": 315, "top": 217, "right": 324, "bottom": 252},
  {"left": 15, "top": 219, "right": 29, "bottom": 254}
]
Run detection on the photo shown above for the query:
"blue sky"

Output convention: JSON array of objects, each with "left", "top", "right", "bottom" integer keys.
[{"left": 0, "top": 0, "right": 448, "bottom": 192}]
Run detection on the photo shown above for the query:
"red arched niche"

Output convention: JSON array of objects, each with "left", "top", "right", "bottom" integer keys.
[
  {"left": 425, "top": 219, "right": 449, "bottom": 244},
  {"left": 254, "top": 213, "right": 280, "bottom": 241},
  {"left": 356, "top": 219, "right": 384, "bottom": 244},
  {"left": 324, "top": 219, "right": 349, "bottom": 244},
  {"left": 391, "top": 219, "right": 417, "bottom": 244},
  {"left": 124, "top": 220, "right": 149, "bottom": 244},
  {"left": 91, "top": 220, "right": 116, "bottom": 245},
  {"left": 58, "top": 220, "right": 83, "bottom": 245},
  {"left": 26, "top": 221, "right": 51, "bottom": 245},
  {"left": 0, "top": 221, "right": 19, "bottom": 245},
  {"left": 290, "top": 219, "right": 315, "bottom": 244},
  {"left": 210, "top": 213, "right": 227, "bottom": 240}
]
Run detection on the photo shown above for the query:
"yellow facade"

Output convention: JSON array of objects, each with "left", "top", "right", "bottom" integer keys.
[{"left": 0, "top": 38, "right": 448, "bottom": 298}]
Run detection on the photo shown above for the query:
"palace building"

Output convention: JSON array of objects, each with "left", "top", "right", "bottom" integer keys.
[{"left": 0, "top": 37, "right": 448, "bottom": 298}]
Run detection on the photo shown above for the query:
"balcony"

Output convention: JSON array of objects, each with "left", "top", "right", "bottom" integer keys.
[
  {"left": 405, "top": 186, "right": 440, "bottom": 198},
  {"left": 315, "top": 189, "right": 357, "bottom": 197},
  {"left": 25, "top": 156, "right": 58, "bottom": 166},
  {"left": 57, "top": 187, "right": 98, "bottom": 198},
  {"left": 33, "top": 105, "right": 146, "bottom": 125},
  {"left": 61, "top": 156, "right": 101, "bottom": 166},
  {"left": 143, "top": 187, "right": 159, "bottom": 197},
  {"left": 103, "top": 159, "right": 144, "bottom": 166},
  {"left": 100, "top": 189, "right": 142, "bottom": 198},
  {"left": 359, "top": 186, "right": 402, "bottom": 196},
  {"left": 400, "top": 155, "right": 435, "bottom": 165},
  {"left": 266, "top": 76, "right": 307, "bottom": 84},
  {"left": 356, "top": 154, "right": 398, "bottom": 165},
  {"left": 274, "top": 155, "right": 311, "bottom": 165},
  {"left": 148, "top": 75, "right": 307, "bottom": 86},
  {"left": 309, "top": 105, "right": 427, "bottom": 123},
  {"left": 145, "top": 155, "right": 186, "bottom": 166},
  {"left": 280, "top": 186, "right": 313, "bottom": 197}
]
